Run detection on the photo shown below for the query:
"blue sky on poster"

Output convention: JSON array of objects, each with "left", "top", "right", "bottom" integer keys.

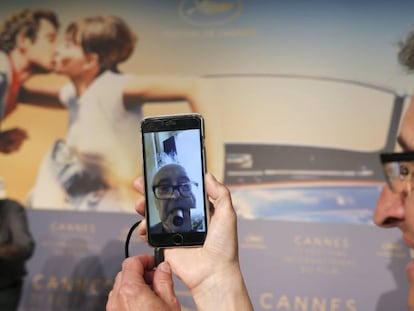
[{"left": 2, "top": 0, "right": 414, "bottom": 92}]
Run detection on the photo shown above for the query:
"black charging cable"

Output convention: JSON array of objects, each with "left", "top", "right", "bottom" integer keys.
[
  {"left": 124, "top": 220, "right": 165, "bottom": 267},
  {"left": 124, "top": 220, "right": 141, "bottom": 258}
]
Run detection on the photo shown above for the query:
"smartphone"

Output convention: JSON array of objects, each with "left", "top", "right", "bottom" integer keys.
[{"left": 141, "top": 113, "right": 208, "bottom": 247}]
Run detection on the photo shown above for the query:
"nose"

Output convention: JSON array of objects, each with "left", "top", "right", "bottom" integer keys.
[
  {"left": 170, "top": 187, "right": 181, "bottom": 199},
  {"left": 55, "top": 43, "right": 65, "bottom": 55},
  {"left": 373, "top": 185, "right": 405, "bottom": 227},
  {"left": 393, "top": 177, "right": 413, "bottom": 194}
]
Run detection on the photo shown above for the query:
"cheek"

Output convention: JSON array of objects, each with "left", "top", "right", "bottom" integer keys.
[
  {"left": 53, "top": 58, "right": 66, "bottom": 72},
  {"left": 158, "top": 204, "right": 168, "bottom": 219},
  {"left": 405, "top": 196, "right": 414, "bottom": 230},
  {"left": 55, "top": 55, "right": 83, "bottom": 73},
  {"left": 39, "top": 42, "right": 55, "bottom": 53},
  {"left": 56, "top": 56, "right": 70, "bottom": 68},
  {"left": 32, "top": 43, "right": 54, "bottom": 60}
]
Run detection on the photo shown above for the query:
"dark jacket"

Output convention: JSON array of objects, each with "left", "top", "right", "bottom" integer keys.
[{"left": 0, "top": 199, "right": 35, "bottom": 288}]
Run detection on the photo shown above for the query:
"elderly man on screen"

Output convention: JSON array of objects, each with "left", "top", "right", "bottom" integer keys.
[{"left": 150, "top": 163, "right": 199, "bottom": 234}]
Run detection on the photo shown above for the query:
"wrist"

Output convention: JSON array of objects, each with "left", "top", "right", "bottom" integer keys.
[{"left": 191, "top": 263, "right": 253, "bottom": 311}]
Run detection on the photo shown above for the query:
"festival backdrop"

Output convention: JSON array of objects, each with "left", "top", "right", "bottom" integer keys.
[{"left": 1, "top": 0, "right": 414, "bottom": 310}]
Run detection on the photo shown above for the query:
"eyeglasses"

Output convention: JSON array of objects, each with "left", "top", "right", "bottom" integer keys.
[
  {"left": 380, "top": 152, "right": 414, "bottom": 193},
  {"left": 152, "top": 181, "right": 198, "bottom": 200}
]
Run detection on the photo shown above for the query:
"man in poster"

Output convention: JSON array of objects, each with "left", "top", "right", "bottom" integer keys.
[{"left": 0, "top": 8, "right": 59, "bottom": 154}]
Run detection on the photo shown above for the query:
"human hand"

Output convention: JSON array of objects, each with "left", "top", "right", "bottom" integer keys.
[
  {"left": 134, "top": 173, "right": 253, "bottom": 310},
  {"left": 106, "top": 254, "right": 180, "bottom": 311},
  {"left": 0, "top": 128, "right": 28, "bottom": 153}
]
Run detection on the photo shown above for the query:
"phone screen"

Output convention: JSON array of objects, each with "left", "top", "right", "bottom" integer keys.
[{"left": 141, "top": 114, "right": 207, "bottom": 247}]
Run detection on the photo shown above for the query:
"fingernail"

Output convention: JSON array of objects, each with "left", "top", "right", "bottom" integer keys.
[{"left": 159, "top": 261, "right": 171, "bottom": 274}]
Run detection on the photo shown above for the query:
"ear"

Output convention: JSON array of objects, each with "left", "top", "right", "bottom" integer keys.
[
  {"left": 15, "top": 30, "right": 32, "bottom": 53},
  {"left": 83, "top": 53, "right": 100, "bottom": 71}
]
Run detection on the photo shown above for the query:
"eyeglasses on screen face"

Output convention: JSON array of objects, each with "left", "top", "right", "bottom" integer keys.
[
  {"left": 380, "top": 152, "right": 414, "bottom": 193},
  {"left": 152, "top": 181, "right": 198, "bottom": 199}
]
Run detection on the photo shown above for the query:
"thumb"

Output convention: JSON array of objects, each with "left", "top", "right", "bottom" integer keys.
[{"left": 153, "top": 261, "right": 181, "bottom": 310}]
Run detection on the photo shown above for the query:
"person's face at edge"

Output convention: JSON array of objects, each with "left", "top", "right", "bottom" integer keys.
[
  {"left": 373, "top": 98, "right": 414, "bottom": 309},
  {"left": 26, "top": 19, "right": 58, "bottom": 71},
  {"left": 374, "top": 99, "right": 414, "bottom": 245},
  {"left": 152, "top": 165, "right": 196, "bottom": 233}
]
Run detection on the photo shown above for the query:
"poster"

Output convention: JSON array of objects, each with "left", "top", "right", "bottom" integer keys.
[{"left": 1, "top": 1, "right": 413, "bottom": 310}]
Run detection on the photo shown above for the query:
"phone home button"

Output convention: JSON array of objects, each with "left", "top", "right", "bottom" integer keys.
[{"left": 172, "top": 233, "right": 183, "bottom": 245}]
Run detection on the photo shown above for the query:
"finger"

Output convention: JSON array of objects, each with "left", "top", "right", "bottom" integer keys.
[
  {"left": 108, "top": 255, "right": 157, "bottom": 311},
  {"left": 134, "top": 176, "right": 145, "bottom": 193},
  {"left": 135, "top": 196, "right": 146, "bottom": 216},
  {"left": 117, "top": 255, "right": 155, "bottom": 297},
  {"left": 205, "top": 173, "right": 225, "bottom": 201},
  {"left": 203, "top": 173, "right": 238, "bottom": 258},
  {"left": 106, "top": 272, "right": 122, "bottom": 310},
  {"left": 136, "top": 218, "right": 148, "bottom": 242},
  {"left": 121, "top": 255, "right": 155, "bottom": 285},
  {"left": 205, "top": 173, "right": 235, "bottom": 217},
  {"left": 112, "top": 271, "right": 123, "bottom": 294},
  {"left": 153, "top": 261, "right": 180, "bottom": 309}
]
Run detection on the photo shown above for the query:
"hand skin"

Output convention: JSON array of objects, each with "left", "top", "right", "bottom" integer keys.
[
  {"left": 135, "top": 173, "right": 254, "bottom": 311},
  {"left": 106, "top": 254, "right": 180, "bottom": 311},
  {"left": 0, "top": 128, "right": 28, "bottom": 153}
]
